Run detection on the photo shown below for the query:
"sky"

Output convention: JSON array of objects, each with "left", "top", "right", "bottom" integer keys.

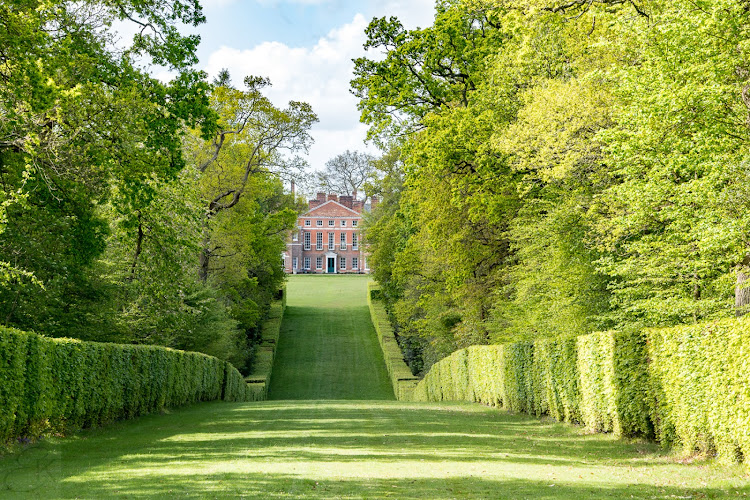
[{"left": 159, "top": 0, "right": 437, "bottom": 181}]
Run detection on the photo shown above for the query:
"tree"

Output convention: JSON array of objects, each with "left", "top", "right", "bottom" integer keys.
[
  {"left": 0, "top": 0, "right": 215, "bottom": 337},
  {"left": 185, "top": 75, "right": 317, "bottom": 281},
  {"left": 351, "top": 0, "right": 507, "bottom": 141},
  {"left": 316, "top": 150, "right": 375, "bottom": 199}
]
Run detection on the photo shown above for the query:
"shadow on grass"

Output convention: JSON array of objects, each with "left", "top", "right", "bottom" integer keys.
[
  {"left": 268, "top": 304, "right": 395, "bottom": 400},
  {"left": 1, "top": 401, "right": 747, "bottom": 499},
  {"left": 10, "top": 474, "right": 749, "bottom": 499}
]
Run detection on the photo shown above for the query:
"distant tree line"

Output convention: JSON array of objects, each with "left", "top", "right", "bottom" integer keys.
[{"left": 356, "top": 0, "right": 750, "bottom": 374}]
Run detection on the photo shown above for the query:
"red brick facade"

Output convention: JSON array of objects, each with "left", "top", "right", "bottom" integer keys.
[{"left": 284, "top": 193, "right": 375, "bottom": 274}]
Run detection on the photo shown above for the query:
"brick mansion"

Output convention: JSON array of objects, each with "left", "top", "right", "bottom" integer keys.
[{"left": 283, "top": 192, "right": 375, "bottom": 274}]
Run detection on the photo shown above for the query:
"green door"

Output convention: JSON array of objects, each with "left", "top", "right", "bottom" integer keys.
[{"left": 327, "top": 257, "right": 335, "bottom": 273}]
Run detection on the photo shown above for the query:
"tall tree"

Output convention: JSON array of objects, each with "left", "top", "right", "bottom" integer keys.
[
  {"left": 0, "top": 0, "right": 215, "bottom": 336},
  {"left": 351, "top": 0, "right": 506, "bottom": 142},
  {"left": 316, "top": 150, "right": 375, "bottom": 199},
  {"left": 185, "top": 75, "right": 317, "bottom": 281}
]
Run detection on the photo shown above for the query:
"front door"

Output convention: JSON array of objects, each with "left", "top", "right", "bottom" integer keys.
[{"left": 327, "top": 257, "right": 335, "bottom": 274}]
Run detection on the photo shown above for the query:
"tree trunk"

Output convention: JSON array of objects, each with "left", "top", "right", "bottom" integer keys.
[
  {"left": 129, "top": 214, "right": 144, "bottom": 281},
  {"left": 199, "top": 246, "right": 210, "bottom": 282},
  {"left": 736, "top": 271, "right": 750, "bottom": 317}
]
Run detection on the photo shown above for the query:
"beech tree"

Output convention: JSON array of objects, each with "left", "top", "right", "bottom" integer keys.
[
  {"left": 0, "top": 0, "right": 214, "bottom": 336},
  {"left": 357, "top": 0, "right": 750, "bottom": 370}
]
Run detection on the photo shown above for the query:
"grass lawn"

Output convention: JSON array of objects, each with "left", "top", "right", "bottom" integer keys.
[
  {"left": 267, "top": 275, "right": 394, "bottom": 400},
  {"left": 1, "top": 400, "right": 747, "bottom": 499},
  {"left": 1, "top": 275, "right": 747, "bottom": 498}
]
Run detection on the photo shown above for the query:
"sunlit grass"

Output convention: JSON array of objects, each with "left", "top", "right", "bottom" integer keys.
[
  {"left": 1, "top": 400, "right": 747, "bottom": 498},
  {"left": 268, "top": 275, "right": 394, "bottom": 400}
]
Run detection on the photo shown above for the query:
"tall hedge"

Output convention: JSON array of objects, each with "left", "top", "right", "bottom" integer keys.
[
  {"left": 367, "top": 282, "right": 420, "bottom": 400},
  {"left": 0, "top": 326, "right": 255, "bottom": 447},
  {"left": 406, "top": 317, "right": 749, "bottom": 465},
  {"left": 647, "top": 318, "right": 750, "bottom": 463},
  {"left": 244, "top": 293, "right": 286, "bottom": 400}
]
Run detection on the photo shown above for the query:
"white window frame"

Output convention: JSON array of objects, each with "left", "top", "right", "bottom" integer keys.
[
  {"left": 352, "top": 220, "right": 358, "bottom": 227},
  {"left": 352, "top": 232, "right": 358, "bottom": 250},
  {"left": 293, "top": 257, "right": 298, "bottom": 270},
  {"left": 328, "top": 232, "right": 334, "bottom": 250},
  {"left": 304, "top": 257, "right": 310, "bottom": 270},
  {"left": 340, "top": 257, "right": 346, "bottom": 269},
  {"left": 304, "top": 220, "right": 311, "bottom": 227},
  {"left": 352, "top": 257, "right": 358, "bottom": 270},
  {"left": 316, "top": 232, "right": 323, "bottom": 251},
  {"left": 328, "top": 219, "right": 334, "bottom": 226},
  {"left": 339, "top": 232, "right": 347, "bottom": 250},
  {"left": 316, "top": 256, "right": 322, "bottom": 269},
  {"left": 341, "top": 220, "right": 347, "bottom": 227},
  {"left": 316, "top": 220, "right": 323, "bottom": 226},
  {"left": 303, "top": 232, "right": 310, "bottom": 250}
]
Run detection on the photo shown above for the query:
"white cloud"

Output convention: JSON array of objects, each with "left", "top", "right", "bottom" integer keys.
[
  {"left": 201, "top": 1, "right": 435, "bottom": 173},
  {"left": 372, "top": 0, "right": 435, "bottom": 28},
  {"left": 255, "top": 0, "right": 332, "bottom": 5},
  {"left": 203, "top": 14, "right": 371, "bottom": 168}
]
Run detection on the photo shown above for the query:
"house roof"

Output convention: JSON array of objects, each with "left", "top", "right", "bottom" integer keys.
[{"left": 303, "top": 200, "right": 361, "bottom": 217}]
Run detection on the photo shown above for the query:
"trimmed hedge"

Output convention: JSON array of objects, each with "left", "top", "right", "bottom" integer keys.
[
  {"left": 244, "top": 294, "right": 286, "bottom": 400},
  {"left": 0, "top": 326, "right": 256, "bottom": 447},
  {"left": 407, "top": 316, "right": 750, "bottom": 465},
  {"left": 367, "top": 282, "right": 420, "bottom": 400},
  {"left": 647, "top": 318, "right": 750, "bottom": 463}
]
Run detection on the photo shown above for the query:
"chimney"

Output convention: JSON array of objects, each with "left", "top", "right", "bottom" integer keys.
[
  {"left": 309, "top": 199, "right": 321, "bottom": 209},
  {"left": 291, "top": 180, "right": 296, "bottom": 196},
  {"left": 327, "top": 193, "right": 338, "bottom": 202},
  {"left": 370, "top": 195, "right": 379, "bottom": 210},
  {"left": 352, "top": 200, "right": 363, "bottom": 213},
  {"left": 317, "top": 192, "right": 326, "bottom": 202},
  {"left": 340, "top": 195, "right": 353, "bottom": 209},
  {"left": 353, "top": 188, "right": 358, "bottom": 200}
]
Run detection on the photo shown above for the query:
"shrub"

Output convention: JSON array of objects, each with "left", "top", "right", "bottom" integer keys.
[
  {"left": 534, "top": 337, "right": 580, "bottom": 424},
  {"left": 647, "top": 318, "right": 750, "bottom": 463},
  {"left": 0, "top": 326, "right": 255, "bottom": 447},
  {"left": 243, "top": 297, "right": 285, "bottom": 400},
  {"left": 368, "top": 282, "right": 419, "bottom": 399}
]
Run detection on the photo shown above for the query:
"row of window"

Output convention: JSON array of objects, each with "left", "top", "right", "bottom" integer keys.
[
  {"left": 303, "top": 232, "right": 358, "bottom": 251},
  {"left": 292, "top": 257, "right": 360, "bottom": 270},
  {"left": 304, "top": 219, "right": 358, "bottom": 227}
]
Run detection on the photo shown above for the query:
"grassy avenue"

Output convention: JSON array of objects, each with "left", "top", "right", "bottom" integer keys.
[{"left": 1, "top": 275, "right": 747, "bottom": 498}]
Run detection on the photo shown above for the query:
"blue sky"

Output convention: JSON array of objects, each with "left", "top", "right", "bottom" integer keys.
[{"left": 180, "top": 0, "right": 436, "bottom": 189}]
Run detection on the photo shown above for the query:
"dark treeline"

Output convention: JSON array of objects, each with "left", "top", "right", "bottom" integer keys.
[
  {"left": 0, "top": 2, "right": 315, "bottom": 372},
  {"left": 357, "top": 0, "right": 750, "bottom": 374}
]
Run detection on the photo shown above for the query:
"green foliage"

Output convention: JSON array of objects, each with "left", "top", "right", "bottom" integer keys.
[
  {"left": 367, "top": 282, "right": 420, "bottom": 400},
  {"left": 576, "top": 330, "right": 652, "bottom": 437},
  {"left": 243, "top": 298, "right": 286, "bottom": 400},
  {"left": 0, "top": 4, "right": 298, "bottom": 375},
  {"left": 352, "top": 0, "right": 507, "bottom": 140},
  {"left": 410, "top": 329, "right": 653, "bottom": 438},
  {"left": 409, "top": 314, "right": 750, "bottom": 465},
  {"left": 357, "top": 0, "right": 750, "bottom": 365},
  {"left": 647, "top": 318, "right": 750, "bottom": 463},
  {"left": 0, "top": 325, "right": 255, "bottom": 447}
]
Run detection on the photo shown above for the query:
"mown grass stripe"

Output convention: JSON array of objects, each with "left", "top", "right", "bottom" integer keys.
[{"left": 267, "top": 275, "right": 394, "bottom": 400}]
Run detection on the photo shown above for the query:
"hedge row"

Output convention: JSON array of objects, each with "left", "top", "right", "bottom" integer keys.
[
  {"left": 409, "top": 318, "right": 750, "bottom": 465},
  {"left": 367, "top": 282, "right": 420, "bottom": 400},
  {"left": 647, "top": 319, "right": 750, "bottom": 462},
  {"left": 244, "top": 296, "right": 286, "bottom": 400},
  {"left": 0, "top": 326, "right": 256, "bottom": 447}
]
